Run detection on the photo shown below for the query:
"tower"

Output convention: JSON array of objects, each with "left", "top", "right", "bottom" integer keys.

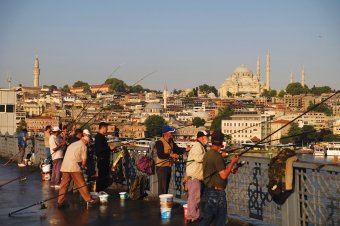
[
  {"left": 290, "top": 71, "right": 293, "bottom": 84},
  {"left": 266, "top": 50, "right": 270, "bottom": 90},
  {"left": 301, "top": 65, "right": 305, "bottom": 87},
  {"left": 163, "top": 82, "right": 167, "bottom": 111},
  {"left": 256, "top": 56, "right": 260, "bottom": 81},
  {"left": 33, "top": 57, "right": 40, "bottom": 87}
]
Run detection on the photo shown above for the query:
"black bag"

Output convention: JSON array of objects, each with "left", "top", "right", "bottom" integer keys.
[
  {"left": 129, "top": 175, "right": 147, "bottom": 200},
  {"left": 267, "top": 148, "right": 296, "bottom": 205}
]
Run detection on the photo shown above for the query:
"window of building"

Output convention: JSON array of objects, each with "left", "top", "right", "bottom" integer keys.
[
  {"left": 0, "top": 104, "right": 5, "bottom": 112},
  {"left": 6, "top": 105, "right": 14, "bottom": 112}
]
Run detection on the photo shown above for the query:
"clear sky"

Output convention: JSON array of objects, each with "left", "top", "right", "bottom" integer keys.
[{"left": 0, "top": 0, "right": 340, "bottom": 91}]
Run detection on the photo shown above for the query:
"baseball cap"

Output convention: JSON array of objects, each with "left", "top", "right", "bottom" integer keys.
[
  {"left": 211, "top": 130, "right": 224, "bottom": 146},
  {"left": 197, "top": 130, "right": 210, "bottom": 138},
  {"left": 83, "top": 129, "right": 91, "bottom": 135},
  {"left": 52, "top": 126, "right": 61, "bottom": 132},
  {"left": 161, "top": 125, "right": 176, "bottom": 134}
]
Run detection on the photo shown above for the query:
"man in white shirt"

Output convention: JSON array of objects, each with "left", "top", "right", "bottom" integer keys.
[
  {"left": 57, "top": 136, "right": 96, "bottom": 208},
  {"left": 49, "top": 126, "right": 66, "bottom": 188}
]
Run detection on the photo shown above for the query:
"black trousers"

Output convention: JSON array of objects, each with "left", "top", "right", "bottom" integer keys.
[
  {"left": 156, "top": 166, "right": 172, "bottom": 195},
  {"left": 96, "top": 158, "right": 111, "bottom": 192}
]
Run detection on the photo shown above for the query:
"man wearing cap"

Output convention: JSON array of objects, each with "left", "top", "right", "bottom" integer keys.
[
  {"left": 17, "top": 127, "right": 28, "bottom": 167},
  {"left": 94, "top": 122, "right": 114, "bottom": 192},
  {"left": 200, "top": 130, "right": 238, "bottom": 226},
  {"left": 57, "top": 136, "right": 97, "bottom": 208},
  {"left": 155, "top": 125, "right": 190, "bottom": 195},
  {"left": 68, "top": 129, "right": 83, "bottom": 145},
  {"left": 185, "top": 130, "right": 210, "bottom": 223},
  {"left": 49, "top": 126, "right": 66, "bottom": 188}
]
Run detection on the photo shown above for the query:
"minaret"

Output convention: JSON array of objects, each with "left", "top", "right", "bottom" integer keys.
[
  {"left": 33, "top": 57, "right": 40, "bottom": 87},
  {"left": 290, "top": 71, "right": 293, "bottom": 84},
  {"left": 266, "top": 50, "right": 270, "bottom": 90},
  {"left": 256, "top": 56, "right": 260, "bottom": 81},
  {"left": 163, "top": 82, "right": 167, "bottom": 111},
  {"left": 301, "top": 65, "right": 305, "bottom": 87}
]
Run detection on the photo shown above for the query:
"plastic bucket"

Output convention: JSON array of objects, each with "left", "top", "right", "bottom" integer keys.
[
  {"left": 98, "top": 191, "right": 109, "bottom": 204},
  {"left": 160, "top": 207, "right": 172, "bottom": 219},
  {"left": 90, "top": 192, "right": 98, "bottom": 199},
  {"left": 183, "top": 204, "right": 188, "bottom": 219},
  {"left": 159, "top": 194, "right": 173, "bottom": 209},
  {"left": 42, "top": 164, "right": 51, "bottom": 173},
  {"left": 119, "top": 192, "right": 128, "bottom": 200}
]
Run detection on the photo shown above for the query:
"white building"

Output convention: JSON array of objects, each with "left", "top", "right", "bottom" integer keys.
[{"left": 0, "top": 90, "right": 16, "bottom": 135}]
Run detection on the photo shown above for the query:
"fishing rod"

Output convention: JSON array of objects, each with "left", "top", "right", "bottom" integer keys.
[
  {"left": 67, "top": 65, "right": 122, "bottom": 131},
  {"left": 80, "top": 70, "right": 157, "bottom": 129},
  {"left": 238, "top": 90, "right": 340, "bottom": 157}
]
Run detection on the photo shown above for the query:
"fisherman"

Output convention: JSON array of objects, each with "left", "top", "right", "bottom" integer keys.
[
  {"left": 17, "top": 127, "right": 28, "bottom": 167},
  {"left": 49, "top": 126, "right": 66, "bottom": 189},
  {"left": 94, "top": 122, "right": 114, "bottom": 192},
  {"left": 57, "top": 136, "right": 97, "bottom": 208},
  {"left": 68, "top": 128, "right": 83, "bottom": 145},
  {"left": 200, "top": 130, "right": 239, "bottom": 226},
  {"left": 155, "top": 125, "right": 191, "bottom": 195},
  {"left": 185, "top": 130, "right": 210, "bottom": 223},
  {"left": 83, "top": 129, "right": 96, "bottom": 182},
  {"left": 43, "top": 125, "right": 51, "bottom": 164}
]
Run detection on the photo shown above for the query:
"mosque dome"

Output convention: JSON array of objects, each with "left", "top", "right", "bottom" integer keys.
[{"left": 233, "top": 64, "right": 253, "bottom": 74}]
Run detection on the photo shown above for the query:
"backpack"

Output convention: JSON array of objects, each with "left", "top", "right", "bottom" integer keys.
[
  {"left": 136, "top": 156, "right": 155, "bottom": 175},
  {"left": 129, "top": 175, "right": 147, "bottom": 200},
  {"left": 268, "top": 148, "right": 297, "bottom": 205}
]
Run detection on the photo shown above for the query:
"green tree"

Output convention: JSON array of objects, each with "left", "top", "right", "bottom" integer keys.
[
  {"left": 310, "top": 85, "right": 332, "bottom": 95},
  {"left": 144, "top": 115, "right": 167, "bottom": 138},
  {"left": 261, "top": 89, "right": 277, "bottom": 98},
  {"left": 187, "top": 91, "right": 194, "bottom": 97},
  {"left": 83, "top": 85, "right": 91, "bottom": 94},
  {"left": 278, "top": 90, "right": 286, "bottom": 98},
  {"left": 17, "top": 119, "right": 27, "bottom": 133},
  {"left": 307, "top": 102, "right": 332, "bottom": 116},
  {"left": 211, "top": 106, "right": 233, "bottom": 131},
  {"left": 61, "top": 85, "right": 70, "bottom": 93},
  {"left": 105, "top": 78, "right": 127, "bottom": 93},
  {"left": 129, "top": 85, "right": 144, "bottom": 93},
  {"left": 73, "top": 80, "right": 89, "bottom": 88},
  {"left": 199, "top": 84, "right": 218, "bottom": 96},
  {"left": 281, "top": 122, "right": 301, "bottom": 144},
  {"left": 49, "top": 85, "right": 58, "bottom": 91},
  {"left": 286, "top": 82, "right": 309, "bottom": 95},
  {"left": 192, "top": 117, "right": 206, "bottom": 127}
]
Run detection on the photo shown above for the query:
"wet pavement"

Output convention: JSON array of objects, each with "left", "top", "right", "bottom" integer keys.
[{"left": 0, "top": 159, "right": 253, "bottom": 226}]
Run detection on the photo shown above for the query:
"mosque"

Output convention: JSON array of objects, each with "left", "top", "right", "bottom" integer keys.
[
  {"left": 218, "top": 52, "right": 270, "bottom": 98},
  {"left": 218, "top": 52, "right": 307, "bottom": 98}
]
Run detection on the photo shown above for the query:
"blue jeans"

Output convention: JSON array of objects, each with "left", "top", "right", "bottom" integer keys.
[{"left": 200, "top": 188, "right": 227, "bottom": 226}]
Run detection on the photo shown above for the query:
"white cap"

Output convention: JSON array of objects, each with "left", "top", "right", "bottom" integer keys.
[
  {"left": 52, "top": 126, "right": 61, "bottom": 132},
  {"left": 83, "top": 129, "right": 91, "bottom": 135}
]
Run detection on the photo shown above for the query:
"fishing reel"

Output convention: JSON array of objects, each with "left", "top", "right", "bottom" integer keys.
[{"left": 231, "top": 160, "right": 246, "bottom": 174}]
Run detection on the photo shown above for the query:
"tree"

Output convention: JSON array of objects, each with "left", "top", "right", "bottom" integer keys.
[
  {"left": 49, "top": 85, "right": 58, "bottom": 91},
  {"left": 285, "top": 82, "right": 309, "bottom": 95},
  {"left": 278, "top": 90, "right": 286, "bottom": 98},
  {"left": 211, "top": 106, "right": 233, "bottom": 131},
  {"left": 310, "top": 85, "right": 332, "bottom": 95},
  {"left": 105, "top": 78, "right": 127, "bottom": 93},
  {"left": 192, "top": 117, "right": 206, "bottom": 127},
  {"left": 307, "top": 102, "right": 332, "bottom": 116},
  {"left": 187, "top": 91, "right": 195, "bottom": 97},
  {"left": 17, "top": 119, "right": 27, "bottom": 133},
  {"left": 261, "top": 89, "right": 277, "bottom": 98},
  {"left": 199, "top": 84, "right": 218, "bottom": 96},
  {"left": 61, "top": 85, "right": 70, "bottom": 93},
  {"left": 83, "top": 85, "right": 91, "bottom": 94},
  {"left": 281, "top": 122, "right": 301, "bottom": 144},
  {"left": 73, "top": 80, "right": 89, "bottom": 88},
  {"left": 144, "top": 115, "right": 167, "bottom": 138},
  {"left": 129, "top": 85, "right": 144, "bottom": 93}
]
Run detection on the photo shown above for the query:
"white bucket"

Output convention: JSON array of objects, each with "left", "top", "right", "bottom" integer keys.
[
  {"left": 119, "top": 192, "right": 128, "bottom": 200},
  {"left": 42, "top": 164, "right": 51, "bottom": 173},
  {"left": 98, "top": 191, "right": 109, "bottom": 204},
  {"left": 160, "top": 207, "right": 172, "bottom": 219},
  {"left": 159, "top": 194, "right": 173, "bottom": 209},
  {"left": 90, "top": 192, "right": 99, "bottom": 199}
]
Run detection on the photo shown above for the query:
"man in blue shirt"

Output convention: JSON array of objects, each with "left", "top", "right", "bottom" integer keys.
[{"left": 17, "top": 127, "right": 28, "bottom": 167}]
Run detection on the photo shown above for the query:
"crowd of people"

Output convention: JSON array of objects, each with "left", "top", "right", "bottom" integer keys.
[{"left": 16, "top": 123, "right": 239, "bottom": 225}]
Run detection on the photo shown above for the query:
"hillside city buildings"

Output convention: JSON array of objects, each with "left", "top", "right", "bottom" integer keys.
[{"left": 1, "top": 56, "right": 340, "bottom": 145}]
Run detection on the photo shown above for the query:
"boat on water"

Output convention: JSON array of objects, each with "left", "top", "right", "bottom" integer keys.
[
  {"left": 326, "top": 142, "right": 340, "bottom": 156},
  {"left": 313, "top": 146, "right": 326, "bottom": 156}
]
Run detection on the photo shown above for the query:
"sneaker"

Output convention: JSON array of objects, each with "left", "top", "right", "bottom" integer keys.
[
  {"left": 54, "top": 185, "right": 61, "bottom": 189},
  {"left": 18, "top": 163, "right": 26, "bottom": 167}
]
